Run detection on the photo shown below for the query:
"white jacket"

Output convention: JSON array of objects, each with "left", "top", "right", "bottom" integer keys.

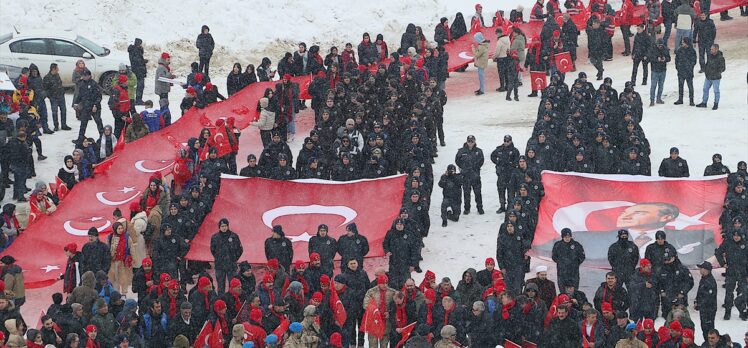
[
  {"left": 252, "top": 109, "right": 275, "bottom": 131},
  {"left": 494, "top": 35, "right": 511, "bottom": 59}
]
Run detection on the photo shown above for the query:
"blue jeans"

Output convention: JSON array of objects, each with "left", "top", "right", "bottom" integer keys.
[
  {"left": 36, "top": 98, "right": 49, "bottom": 130},
  {"left": 49, "top": 95, "right": 67, "bottom": 128},
  {"left": 477, "top": 68, "right": 485, "bottom": 92},
  {"left": 674, "top": 29, "right": 692, "bottom": 48},
  {"left": 650, "top": 71, "right": 666, "bottom": 101},
  {"left": 288, "top": 113, "right": 296, "bottom": 135},
  {"left": 702, "top": 79, "right": 720, "bottom": 104},
  {"left": 662, "top": 22, "right": 673, "bottom": 46}
]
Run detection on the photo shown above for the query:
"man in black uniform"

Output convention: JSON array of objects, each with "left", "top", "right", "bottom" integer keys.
[
  {"left": 210, "top": 218, "right": 243, "bottom": 294},
  {"left": 438, "top": 164, "right": 462, "bottom": 227},
  {"left": 657, "top": 255, "right": 694, "bottom": 319},
  {"left": 694, "top": 261, "right": 717, "bottom": 342},
  {"left": 264, "top": 225, "right": 294, "bottom": 272},
  {"left": 658, "top": 147, "right": 690, "bottom": 177},
  {"left": 455, "top": 135, "right": 484, "bottom": 215},
  {"left": 607, "top": 229, "right": 640, "bottom": 289},
  {"left": 551, "top": 228, "right": 586, "bottom": 292},
  {"left": 490, "top": 135, "right": 519, "bottom": 213},
  {"left": 308, "top": 224, "right": 338, "bottom": 275},
  {"left": 645, "top": 230, "right": 678, "bottom": 276},
  {"left": 715, "top": 231, "right": 747, "bottom": 320},
  {"left": 337, "top": 223, "right": 369, "bottom": 267},
  {"left": 703, "top": 153, "right": 730, "bottom": 176}
]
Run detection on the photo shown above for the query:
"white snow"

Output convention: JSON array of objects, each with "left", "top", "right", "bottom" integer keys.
[{"left": 2, "top": 0, "right": 747, "bottom": 342}]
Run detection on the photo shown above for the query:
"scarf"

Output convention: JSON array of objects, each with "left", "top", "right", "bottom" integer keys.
[
  {"left": 402, "top": 288, "right": 417, "bottom": 302},
  {"left": 443, "top": 305, "right": 454, "bottom": 325},
  {"left": 85, "top": 338, "right": 100, "bottom": 348},
  {"left": 63, "top": 254, "right": 78, "bottom": 293},
  {"left": 262, "top": 282, "right": 276, "bottom": 306},
  {"left": 601, "top": 286, "right": 614, "bottom": 306},
  {"left": 378, "top": 288, "right": 388, "bottom": 318},
  {"left": 582, "top": 320, "right": 597, "bottom": 342},
  {"left": 34, "top": 195, "right": 53, "bottom": 213},
  {"left": 640, "top": 267, "right": 652, "bottom": 277},
  {"left": 395, "top": 302, "right": 408, "bottom": 328},
  {"left": 642, "top": 332, "right": 654, "bottom": 347},
  {"left": 501, "top": 300, "right": 516, "bottom": 320},
  {"left": 159, "top": 62, "right": 171, "bottom": 72},
  {"left": 99, "top": 134, "right": 115, "bottom": 159},
  {"left": 164, "top": 291, "right": 176, "bottom": 318},
  {"left": 232, "top": 292, "right": 242, "bottom": 313},
  {"left": 445, "top": 24, "right": 452, "bottom": 41},
  {"left": 110, "top": 233, "right": 129, "bottom": 261},
  {"left": 2, "top": 211, "right": 19, "bottom": 232},
  {"left": 426, "top": 302, "right": 434, "bottom": 325},
  {"left": 146, "top": 189, "right": 160, "bottom": 210},
  {"left": 197, "top": 287, "right": 211, "bottom": 312},
  {"left": 63, "top": 163, "right": 80, "bottom": 182}
]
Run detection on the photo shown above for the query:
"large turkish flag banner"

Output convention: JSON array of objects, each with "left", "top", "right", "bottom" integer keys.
[
  {"left": 532, "top": 172, "right": 727, "bottom": 267},
  {"left": 185, "top": 175, "right": 406, "bottom": 263},
  {"left": 554, "top": 52, "right": 573, "bottom": 73}
]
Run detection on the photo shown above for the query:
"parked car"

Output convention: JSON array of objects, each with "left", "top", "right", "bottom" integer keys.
[{"left": 0, "top": 30, "right": 129, "bottom": 93}]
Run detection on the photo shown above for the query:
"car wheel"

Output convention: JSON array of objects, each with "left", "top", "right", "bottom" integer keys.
[{"left": 99, "top": 71, "right": 117, "bottom": 95}]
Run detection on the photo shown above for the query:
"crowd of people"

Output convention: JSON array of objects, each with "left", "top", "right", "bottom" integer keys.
[{"left": 0, "top": 0, "right": 746, "bottom": 347}]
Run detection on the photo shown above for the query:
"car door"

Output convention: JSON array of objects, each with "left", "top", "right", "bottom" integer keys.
[
  {"left": 50, "top": 39, "right": 88, "bottom": 87},
  {"left": 7, "top": 38, "right": 54, "bottom": 80}
]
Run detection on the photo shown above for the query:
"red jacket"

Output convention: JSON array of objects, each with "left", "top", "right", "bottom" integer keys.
[{"left": 113, "top": 85, "right": 130, "bottom": 113}]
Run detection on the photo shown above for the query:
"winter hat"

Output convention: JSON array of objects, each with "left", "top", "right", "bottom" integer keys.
[
  {"left": 250, "top": 308, "right": 263, "bottom": 322},
  {"left": 284, "top": 322, "right": 302, "bottom": 334},
  {"left": 88, "top": 227, "right": 99, "bottom": 237},
  {"left": 329, "top": 332, "right": 343, "bottom": 348},
  {"left": 424, "top": 270, "right": 436, "bottom": 281},
  {"left": 625, "top": 322, "right": 638, "bottom": 332},
  {"left": 377, "top": 274, "right": 388, "bottom": 285},
  {"left": 617, "top": 229, "right": 629, "bottom": 237},
  {"left": 230, "top": 278, "right": 242, "bottom": 289},
  {"left": 85, "top": 325, "right": 97, "bottom": 334},
  {"left": 553, "top": 30, "right": 560, "bottom": 38},
  {"left": 242, "top": 343, "right": 254, "bottom": 348},
  {"left": 311, "top": 292, "right": 324, "bottom": 303},
  {"left": 168, "top": 279, "right": 180, "bottom": 290},
  {"left": 682, "top": 328, "right": 694, "bottom": 339},
  {"left": 282, "top": 73, "right": 292, "bottom": 81},
  {"left": 180, "top": 301, "right": 192, "bottom": 310},
  {"left": 310, "top": 252, "right": 321, "bottom": 262},
  {"left": 697, "top": 261, "right": 712, "bottom": 271},
  {"left": 713, "top": 153, "right": 722, "bottom": 160},
  {"left": 265, "top": 334, "right": 278, "bottom": 345},
  {"left": 669, "top": 320, "right": 682, "bottom": 332},
  {"left": 161, "top": 52, "right": 171, "bottom": 59},
  {"left": 198, "top": 276, "right": 211, "bottom": 289},
  {"left": 475, "top": 3, "right": 482, "bottom": 10},
  {"left": 18, "top": 75, "right": 28, "bottom": 86},
  {"left": 294, "top": 260, "right": 306, "bottom": 270},
  {"left": 424, "top": 288, "right": 436, "bottom": 302},
  {"left": 669, "top": 147, "right": 679, "bottom": 153},
  {"left": 95, "top": 270, "right": 108, "bottom": 281},
  {"left": 118, "top": 74, "right": 128, "bottom": 85},
  {"left": 601, "top": 302, "right": 613, "bottom": 313},
  {"left": 303, "top": 305, "right": 317, "bottom": 316},
  {"left": 214, "top": 300, "right": 227, "bottom": 312},
  {"left": 615, "top": 310, "right": 628, "bottom": 319},
  {"left": 320, "top": 275, "right": 331, "bottom": 286},
  {"left": 639, "top": 259, "right": 651, "bottom": 268},
  {"left": 267, "top": 259, "right": 279, "bottom": 270},
  {"left": 524, "top": 283, "right": 539, "bottom": 293},
  {"left": 643, "top": 318, "right": 655, "bottom": 330},
  {"left": 272, "top": 225, "right": 284, "bottom": 235},
  {"left": 561, "top": 228, "right": 572, "bottom": 237},
  {"left": 64, "top": 242, "right": 78, "bottom": 253},
  {"left": 485, "top": 257, "right": 495, "bottom": 266},
  {"left": 259, "top": 98, "right": 269, "bottom": 108},
  {"left": 194, "top": 73, "right": 204, "bottom": 82},
  {"left": 288, "top": 281, "right": 303, "bottom": 294},
  {"left": 186, "top": 86, "right": 196, "bottom": 94},
  {"left": 473, "top": 32, "right": 485, "bottom": 43},
  {"left": 160, "top": 273, "right": 172, "bottom": 284},
  {"left": 558, "top": 294, "right": 570, "bottom": 303},
  {"left": 262, "top": 274, "right": 274, "bottom": 284}
]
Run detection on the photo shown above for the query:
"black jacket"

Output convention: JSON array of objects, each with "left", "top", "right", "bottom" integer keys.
[
  {"left": 695, "top": 273, "right": 718, "bottom": 312},
  {"left": 128, "top": 44, "right": 148, "bottom": 78},
  {"left": 74, "top": 79, "right": 102, "bottom": 108},
  {"left": 455, "top": 144, "right": 484, "bottom": 177},
  {"left": 490, "top": 144, "right": 520, "bottom": 178},
  {"left": 153, "top": 233, "right": 189, "bottom": 273},
  {"left": 658, "top": 156, "right": 689, "bottom": 177},
  {"left": 544, "top": 316, "right": 581, "bottom": 348},
  {"left": 632, "top": 32, "right": 653, "bottom": 60},
  {"left": 210, "top": 230, "right": 243, "bottom": 270},
  {"left": 593, "top": 282, "right": 630, "bottom": 312},
  {"left": 607, "top": 239, "right": 640, "bottom": 278},
  {"left": 81, "top": 240, "right": 111, "bottom": 274},
  {"left": 195, "top": 33, "right": 215, "bottom": 58},
  {"left": 715, "top": 237, "right": 748, "bottom": 277},
  {"left": 657, "top": 259, "right": 694, "bottom": 300},
  {"left": 693, "top": 18, "right": 716, "bottom": 45},
  {"left": 308, "top": 234, "right": 338, "bottom": 275},
  {"left": 264, "top": 236, "right": 294, "bottom": 270},
  {"left": 644, "top": 241, "right": 678, "bottom": 274},
  {"left": 586, "top": 27, "right": 608, "bottom": 59},
  {"left": 337, "top": 226, "right": 370, "bottom": 266},
  {"left": 704, "top": 50, "right": 725, "bottom": 80},
  {"left": 629, "top": 268, "right": 659, "bottom": 314},
  {"left": 551, "top": 239, "right": 586, "bottom": 276},
  {"left": 649, "top": 45, "right": 671, "bottom": 72},
  {"left": 438, "top": 173, "right": 462, "bottom": 200},
  {"left": 674, "top": 39, "right": 697, "bottom": 78}
]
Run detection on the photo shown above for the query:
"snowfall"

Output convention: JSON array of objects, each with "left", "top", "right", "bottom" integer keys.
[{"left": 1, "top": 0, "right": 747, "bottom": 342}]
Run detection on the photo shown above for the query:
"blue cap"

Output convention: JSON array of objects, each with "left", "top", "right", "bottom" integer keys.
[
  {"left": 242, "top": 343, "right": 255, "bottom": 348},
  {"left": 625, "top": 322, "right": 637, "bottom": 332},
  {"left": 289, "top": 322, "right": 303, "bottom": 333},
  {"left": 265, "top": 334, "right": 278, "bottom": 344}
]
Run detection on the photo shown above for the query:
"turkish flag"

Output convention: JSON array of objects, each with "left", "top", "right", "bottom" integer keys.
[
  {"left": 533, "top": 172, "right": 727, "bottom": 267},
  {"left": 272, "top": 317, "right": 290, "bottom": 340},
  {"left": 195, "top": 321, "right": 213, "bottom": 348},
  {"left": 505, "top": 339, "right": 522, "bottom": 348},
  {"left": 185, "top": 175, "right": 405, "bottom": 263},
  {"left": 114, "top": 130, "right": 125, "bottom": 152},
  {"left": 330, "top": 289, "right": 347, "bottom": 327},
  {"left": 395, "top": 322, "right": 417, "bottom": 348},
  {"left": 554, "top": 52, "right": 573, "bottom": 73},
  {"left": 361, "top": 300, "right": 385, "bottom": 339},
  {"left": 210, "top": 322, "right": 224, "bottom": 348},
  {"left": 530, "top": 71, "right": 547, "bottom": 90},
  {"left": 206, "top": 120, "right": 234, "bottom": 158},
  {"left": 298, "top": 75, "right": 314, "bottom": 100}
]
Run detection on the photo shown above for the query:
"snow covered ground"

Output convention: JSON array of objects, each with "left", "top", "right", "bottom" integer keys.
[{"left": 2, "top": 0, "right": 747, "bottom": 341}]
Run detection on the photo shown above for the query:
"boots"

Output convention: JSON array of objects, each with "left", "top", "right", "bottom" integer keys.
[
  {"left": 712, "top": 103, "right": 719, "bottom": 110},
  {"left": 442, "top": 219, "right": 448, "bottom": 227},
  {"left": 724, "top": 308, "right": 731, "bottom": 320},
  {"left": 477, "top": 207, "right": 485, "bottom": 215},
  {"left": 496, "top": 205, "right": 506, "bottom": 214},
  {"left": 528, "top": 91, "right": 538, "bottom": 97},
  {"left": 696, "top": 102, "right": 707, "bottom": 107},
  {"left": 674, "top": 99, "right": 683, "bottom": 105},
  {"left": 689, "top": 98, "right": 695, "bottom": 106},
  {"left": 650, "top": 100, "right": 655, "bottom": 107}
]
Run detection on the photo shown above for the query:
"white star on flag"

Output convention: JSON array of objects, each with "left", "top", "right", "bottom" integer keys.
[
  {"left": 89, "top": 216, "right": 103, "bottom": 222},
  {"left": 666, "top": 210, "right": 709, "bottom": 230},
  {"left": 289, "top": 232, "right": 313, "bottom": 243},
  {"left": 120, "top": 186, "right": 136, "bottom": 193},
  {"left": 41, "top": 265, "right": 60, "bottom": 273}
]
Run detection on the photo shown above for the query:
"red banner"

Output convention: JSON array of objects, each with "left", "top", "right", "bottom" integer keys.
[
  {"left": 533, "top": 172, "right": 727, "bottom": 267},
  {"left": 554, "top": 52, "right": 573, "bottom": 73},
  {"left": 184, "top": 175, "right": 405, "bottom": 263},
  {"left": 530, "top": 71, "right": 547, "bottom": 91},
  {"left": 361, "top": 300, "right": 385, "bottom": 339}
]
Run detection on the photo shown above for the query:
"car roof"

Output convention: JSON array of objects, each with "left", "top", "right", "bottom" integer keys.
[{"left": 10, "top": 30, "right": 78, "bottom": 41}]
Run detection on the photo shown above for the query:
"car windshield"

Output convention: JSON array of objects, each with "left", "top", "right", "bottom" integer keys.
[
  {"left": 0, "top": 33, "right": 12, "bottom": 45},
  {"left": 75, "top": 35, "right": 109, "bottom": 56}
]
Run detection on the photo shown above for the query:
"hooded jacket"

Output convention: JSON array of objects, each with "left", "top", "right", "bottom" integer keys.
[
  {"left": 455, "top": 268, "right": 482, "bottom": 309},
  {"left": 195, "top": 26, "right": 215, "bottom": 58},
  {"left": 128, "top": 41, "right": 147, "bottom": 78},
  {"left": 2, "top": 263, "right": 24, "bottom": 299},
  {"left": 471, "top": 33, "right": 490, "bottom": 69},
  {"left": 67, "top": 271, "right": 99, "bottom": 315},
  {"left": 704, "top": 50, "right": 725, "bottom": 80}
]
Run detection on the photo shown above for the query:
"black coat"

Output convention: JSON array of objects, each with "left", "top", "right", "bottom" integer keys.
[
  {"left": 586, "top": 27, "right": 608, "bottom": 59},
  {"left": 693, "top": 18, "right": 716, "bottom": 45},
  {"left": 153, "top": 233, "right": 189, "bottom": 274},
  {"left": 658, "top": 156, "right": 689, "bottom": 177},
  {"left": 649, "top": 45, "right": 671, "bottom": 72},
  {"left": 490, "top": 144, "right": 520, "bottom": 179},
  {"left": 383, "top": 228, "right": 419, "bottom": 273},
  {"left": 73, "top": 79, "right": 102, "bottom": 108},
  {"left": 455, "top": 144, "right": 484, "bottom": 177},
  {"left": 337, "top": 229, "right": 369, "bottom": 266},
  {"left": 695, "top": 273, "right": 718, "bottom": 312},
  {"left": 195, "top": 33, "right": 214, "bottom": 58},
  {"left": 438, "top": 173, "right": 462, "bottom": 200},
  {"left": 657, "top": 260, "right": 694, "bottom": 301},
  {"left": 551, "top": 239, "right": 586, "bottom": 278},
  {"left": 308, "top": 234, "right": 338, "bottom": 275},
  {"left": 607, "top": 239, "right": 640, "bottom": 278},
  {"left": 210, "top": 230, "right": 243, "bottom": 270},
  {"left": 629, "top": 269, "right": 659, "bottom": 314},
  {"left": 81, "top": 240, "right": 111, "bottom": 274},
  {"left": 632, "top": 32, "right": 653, "bottom": 60},
  {"left": 704, "top": 50, "right": 725, "bottom": 80},
  {"left": 167, "top": 314, "right": 199, "bottom": 343},
  {"left": 644, "top": 241, "right": 678, "bottom": 274},
  {"left": 715, "top": 237, "right": 748, "bottom": 277},
  {"left": 593, "top": 282, "right": 629, "bottom": 312},
  {"left": 674, "top": 42, "right": 697, "bottom": 78},
  {"left": 264, "top": 236, "right": 294, "bottom": 270},
  {"left": 465, "top": 310, "right": 497, "bottom": 347},
  {"left": 128, "top": 44, "right": 147, "bottom": 78},
  {"left": 543, "top": 316, "right": 581, "bottom": 348}
]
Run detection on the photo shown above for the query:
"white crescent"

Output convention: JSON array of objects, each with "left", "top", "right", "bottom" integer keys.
[
  {"left": 63, "top": 219, "right": 112, "bottom": 236},
  {"left": 458, "top": 51, "right": 474, "bottom": 60},
  {"left": 262, "top": 204, "right": 357, "bottom": 228},
  {"left": 95, "top": 190, "right": 142, "bottom": 206},
  {"left": 134, "top": 160, "right": 175, "bottom": 173},
  {"left": 559, "top": 58, "right": 569, "bottom": 67},
  {"left": 533, "top": 77, "right": 545, "bottom": 89},
  {"left": 551, "top": 200, "right": 635, "bottom": 234}
]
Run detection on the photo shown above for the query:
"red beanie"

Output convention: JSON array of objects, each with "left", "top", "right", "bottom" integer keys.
[
  {"left": 485, "top": 257, "right": 495, "bottom": 266},
  {"left": 86, "top": 325, "right": 97, "bottom": 334},
  {"left": 682, "top": 328, "right": 694, "bottom": 339},
  {"left": 329, "top": 332, "right": 343, "bottom": 348},
  {"left": 64, "top": 242, "right": 78, "bottom": 254},
  {"left": 129, "top": 200, "right": 141, "bottom": 213},
  {"left": 357, "top": 64, "right": 367, "bottom": 72},
  {"left": 263, "top": 273, "right": 275, "bottom": 284},
  {"left": 311, "top": 292, "right": 324, "bottom": 303},
  {"left": 424, "top": 270, "right": 436, "bottom": 281},
  {"left": 0, "top": 280, "right": 5, "bottom": 293},
  {"left": 640, "top": 258, "right": 651, "bottom": 268},
  {"left": 198, "top": 276, "right": 211, "bottom": 289},
  {"left": 0, "top": 331, "right": 4, "bottom": 341},
  {"left": 214, "top": 299, "right": 227, "bottom": 312},
  {"left": 195, "top": 73, "right": 203, "bottom": 82},
  {"left": 118, "top": 74, "right": 128, "bottom": 85},
  {"left": 294, "top": 260, "right": 306, "bottom": 269},
  {"left": 601, "top": 302, "right": 613, "bottom": 313},
  {"left": 187, "top": 86, "right": 196, "bottom": 94},
  {"left": 320, "top": 275, "right": 331, "bottom": 286},
  {"left": 415, "top": 59, "right": 424, "bottom": 68},
  {"left": 377, "top": 274, "right": 388, "bottom": 285},
  {"left": 161, "top": 52, "right": 170, "bottom": 59},
  {"left": 268, "top": 259, "right": 279, "bottom": 270},
  {"left": 553, "top": 30, "right": 561, "bottom": 38},
  {"left": 283, "top": 73, "right": 292, "bottom": 80},
  {"left": 643, "top": 318, "right": 654, "bottom": 329},
  {"left": 230, "top": 278, "right": 242, "bottom": 289},
  {"left": 492, "top": 270, "right": 504, "bottom": 280},
  {"left": 669, "top": 320, "right": 682, "bottom": 332},
  {"left": 167, "top": 279, "right": 180, "bottom": 290},
  {"left": 160, "top": 273, "right": 172, "bottom": 285},
  {"left": 142, "top": 257, "right": 152, "bottom": 267},
  {"left": 424, "top": 288, "right": 436, "bottom": 302},
  {"left": 205, "top": 82, "right": 213, "bottom": 90},
  {"left": 250, "top": 308, "right": 263, "bottom": 322},
  {"left": 310, "top": 253, "right": 321, "bottom": 262},
  {"left": 558, "top": 294, "right": 570, "bottom": 304}
]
